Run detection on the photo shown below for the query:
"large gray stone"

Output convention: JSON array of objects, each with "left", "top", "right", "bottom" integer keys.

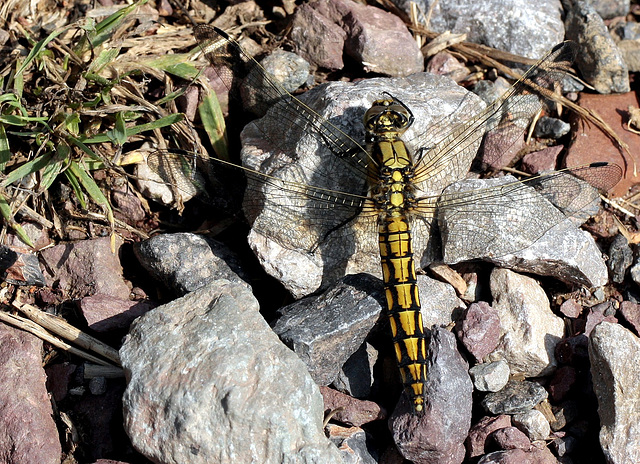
[
  {"left": 589, "top": 322, "right": 640, "bottom": 464},
  {"left": 120, "top": 280, "right": 342, "bottom": 464},
  {"left": 242, "top": 73, "right": 486, "bottom": 298},
  {"left": 389, "top": 328, "right": 472, "bottom": 464},
  {"left": 272, "top": 274, "right": 383, "bottom": 386},
  {"left": 565, "top": 0, "right": 630, "bottom": 94},
  {"left": 391, "top": 0, "right": 565, "bottom": 58},
  {"left": 439, "top": 175, "right": 609, "bottom": 287}
]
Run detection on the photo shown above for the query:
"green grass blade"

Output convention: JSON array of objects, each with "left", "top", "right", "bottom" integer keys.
[
  {"left": 63, "top": 167, "right": 87, "bottom": 209},
  {"left": 79, "top": 113, "right": 184, "bottom": 144},
  {"left": 0, "top": 191, "right": 35, "bottom": 248},
  {"left": 106, "top": 111, "right": 127, "bottom": 146},
  {"left": 68, "top": 160, "right": 114, "bottom": 226},
  {"left": 0, "top": 153, "right": 53, "bottom": 188},
  {"left": 198, "top": 89, "right": 228, "bottom": 161},
  {"left": 0, "top": 124, "right": 10, "bottom": 172}
]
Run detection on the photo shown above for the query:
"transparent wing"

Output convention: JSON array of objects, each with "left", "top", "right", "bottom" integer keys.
[
  {"left": 194, "top": 25, "right": 377, "bottom": 182},
  {"left": 408, "top": 42, "right": 578, "bottom": 194},
  {"left": 429, "top": 162, "right": 622, "bottom": 262}
]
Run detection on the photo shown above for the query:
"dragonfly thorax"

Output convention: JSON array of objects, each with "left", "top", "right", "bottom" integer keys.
[{"left": 364, "top": 98, "right": 414, "bottom": 138}]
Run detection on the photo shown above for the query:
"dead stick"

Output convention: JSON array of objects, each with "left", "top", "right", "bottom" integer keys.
[{"left": 13, "top": 302, "right": 121, "bottom": 365}]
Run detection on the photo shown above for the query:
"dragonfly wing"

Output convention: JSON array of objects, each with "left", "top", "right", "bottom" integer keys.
[
  {"left": 240, "top": 74, "right": 485, "bottom": 295},
  {"left": 409, "top": 41, "right": 578, "bottom": 186},
  {"left": 194, "top": 25, "right": 374, "bottom": 181},
  {"left": 434, "top": 163, "right": 621, "bottom": 284}
]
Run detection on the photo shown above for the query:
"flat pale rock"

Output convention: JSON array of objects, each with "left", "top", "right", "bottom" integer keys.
[{"left": 121, "top": 280, "right": 342, "bottom": 464}]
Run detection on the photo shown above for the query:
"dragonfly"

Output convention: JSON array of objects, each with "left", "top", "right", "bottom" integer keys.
[{"left": 146, "top": 25, "right": 621, "bottom": 412}]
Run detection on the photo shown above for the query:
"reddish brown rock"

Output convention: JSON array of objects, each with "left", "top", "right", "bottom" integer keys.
[
  {"left": 456, "top": 301, "right": 501, "bottom": 362},
  {"left": 521, "top": 145, "right": 563, "bottom": 174},
  {"left": 320, "top": 386, "right": 386, "bottom": 426},
  {"left": 565, "top": 92, "right": 640, "bottom": 197},
  {"left": 489, "top": 426, "right": 532, "bottom": 451},
  {"left": 79, "top": 294, "right": 155, "bottom": 332},
  {"left": 584, "top": 304, "right": 618, "bottom": 336},
  {"left": 476, "top": 445, "right": 558, "bottom": 463},
  {"left": 559, "top": 299, "right": 583, "bottom": 318},
  {"left": 45, "top": 362, "right": 77, "bottom": 402},
  {"left": 548, "top": 366, "right": 577, "bottom": 402},
  {"left": 0, "top": 325, "right": 61, "bottom": 464},
  {"left": 620, "top": 301, "right": 640, "bottom": 336},
  {"left": 466, "top": 414, "right": 512, "bottom": 458},
  {"left": 300, "top": 0, "right": 423, "bottom": 76},
  {"left": 40, "top": 236, "right": 130, "bottom": 300},
  {"left": 290, "top": 3, "right": 346, "bottom": 70}
]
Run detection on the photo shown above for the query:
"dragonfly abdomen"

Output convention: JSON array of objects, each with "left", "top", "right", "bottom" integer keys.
[{"left": 379, "top": 216, "right": 428, "bottom": 412}]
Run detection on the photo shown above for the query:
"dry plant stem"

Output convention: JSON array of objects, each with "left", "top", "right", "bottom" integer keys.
[
  {"left": 409, "top": 25, "right": 632, "bottom": 170},
  {"left": 12, "top": 301, "right": 121, "bottom": 365},
  {"left": 84, "top": 363, "right": 125, "bottom": 379},
  {"left": 0, "top": 310, "right": 117, "bottom": 367}
]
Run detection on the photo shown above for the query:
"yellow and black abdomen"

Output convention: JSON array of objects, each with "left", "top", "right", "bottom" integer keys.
[{"left": 378, "top": 215, "right": 427, "bottom": 412}]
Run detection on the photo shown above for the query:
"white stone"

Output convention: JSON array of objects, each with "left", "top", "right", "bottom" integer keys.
[
  {"left": 513, "top": 409, "right": 551, "bottom": 441},
  {"left": 485, "top": 268, "right": 565, "bottom": 377},
  {"left": 589, "top": 322, "right": 640, "bottom": 464}
]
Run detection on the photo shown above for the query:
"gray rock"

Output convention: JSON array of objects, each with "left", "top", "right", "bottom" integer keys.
[
  {"left": 589, "top": 321, "right": 640, "bottom": 464},
  {"left": 611, "top": 20, "right": 640, "bottom": 41},
  {"left": 320, "top": 386, "right": 386, "bottom": 426},
  {"left": 389, "top": 328, "right": 472, "bottom": 464},
  {"left": 552, "top": 435, "right": 578, "bottom": 456},
  {"left": 608, "top": 234, "right": 633, "bottom": 283},
  {"left": 616, "top": 39, "right": 640, "bottom": 72},
  {"left": 0, "top": 244, "right": 46, "bottom": 286},
  {"left": 439, "top": 175, "right": 609, "bottom": 288},
  {"left": 120, "top": 280, "right": 343, "bottom": 464},
  {"left": 629, "top": 252, "right": 640, "bottom": 287},
  {"left": 88, "top": 376, "right": 107, "bottom": 395},
  {"left": 481, "top": 380, "right": 548, "bottom": 415},
  {"left": 486, "top": 269, "right": 565, "bottom": 377},
  {"left": 418, "top": 274, "right": 466, "bottom": 329},
  {"left": 392, "top": 0, "right": 565, "bottom": 58},
  {"left": 512, "top": 409, "right": 551, "bottom": 441},
  {"left": 134, "top": 232, "right": 248, "bottom": 296},
  {"left": 456, "top": 301, "right": 501, "bottom": 363},
  {"left": 533, "top": 116, "right": 570, "bottom": 138},
  {"left": 242, "top": 73, "right": 485, "bottom": 298},
  {"left": 473, "top": 79, "right": 503, "bottom": 106},
  {"left": 272, "top": 274, "right": 383, "bottom": 386},
  {"left": 327, "top": 425, "right": 378, "bottom": 464},
  {"left": 584, "top": 0, "right": 630, "bottom": 19},
  {"left": 260, "top": 49, "right": 310, "bottom": 93},
  {"left": 332, "top": 342, "right": 377, "bottom": 398},
  {"left": 565, "top": 0, "right": 630, "bottom": 93},
  {"left": 470, "top": 360, "right": 511, "bottom": 392},
  {"left": 0, "top": 325, "right": 61, "bottom": 464}
]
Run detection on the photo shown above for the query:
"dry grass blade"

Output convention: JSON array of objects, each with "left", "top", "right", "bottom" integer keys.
[
  {"left": 409, "top": 24, "right": 632, "bottom": 170},
  {"left": 0, "top": 310, "right": 117, "bottom": 367},
  {"left": 12, "top": 301, "right": 121, "bottom": 366}
]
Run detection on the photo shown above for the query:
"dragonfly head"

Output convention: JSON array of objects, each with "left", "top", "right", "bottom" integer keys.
[{"left": 364, "top": 95, "right": 414, "bottom": 136}]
